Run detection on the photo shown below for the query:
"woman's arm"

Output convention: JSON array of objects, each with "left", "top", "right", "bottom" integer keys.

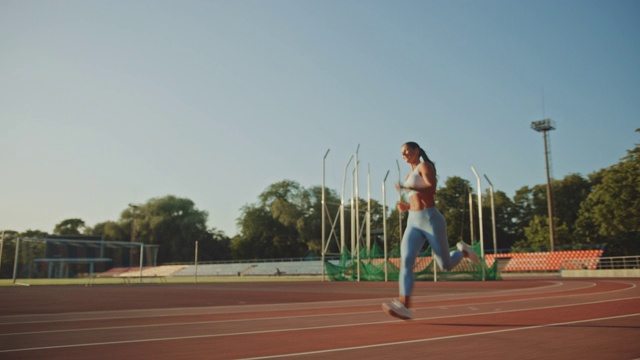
[{"left": 397, "top": 202, "right": 410, "bottom": 213}]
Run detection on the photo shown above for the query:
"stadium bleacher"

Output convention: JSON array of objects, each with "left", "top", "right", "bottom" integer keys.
[
  {"left": 175, "top": 261, "right": 324, "bottom": 277},
  {"left": 486, "top": 249, "right": 603, "bottom": 272},
  {"left": 90, "top": 250, "right": 603, "bottom": 281}
]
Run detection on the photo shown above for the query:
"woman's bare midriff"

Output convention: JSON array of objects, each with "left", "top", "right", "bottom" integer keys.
[{"left": 408, "top": 191, "right": 436, "bottom": 211}]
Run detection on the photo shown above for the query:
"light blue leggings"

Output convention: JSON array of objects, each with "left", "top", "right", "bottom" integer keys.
[{"left": 399, "top": 207, "right": 464, "bottom": 297}]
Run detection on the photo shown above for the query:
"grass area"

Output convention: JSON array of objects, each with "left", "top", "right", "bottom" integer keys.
[{"left": 0, "top": 275, "right": 324, "bottom": 287}]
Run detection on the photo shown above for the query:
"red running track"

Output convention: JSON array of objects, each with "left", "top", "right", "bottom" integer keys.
[{"left": 0, "top": 278, "right": 638, "bottom": 359}]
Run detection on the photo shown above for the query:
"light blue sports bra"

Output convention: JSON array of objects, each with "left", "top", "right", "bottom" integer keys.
[{"left": 403, "top": 166, "right": 427, "bottom": 198}]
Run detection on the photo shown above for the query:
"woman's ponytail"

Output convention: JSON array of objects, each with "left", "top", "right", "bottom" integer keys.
[{"left": 419, "top": 147, "right": 436, "bottom": 176}]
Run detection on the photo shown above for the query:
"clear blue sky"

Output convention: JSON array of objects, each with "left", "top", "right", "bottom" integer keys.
[{"left": 2, "top": 0, "right": 638, "bottom": 237}]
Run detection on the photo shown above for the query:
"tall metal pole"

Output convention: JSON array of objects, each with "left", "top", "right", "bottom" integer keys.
[
  {"left": 468, "top": 187, "right": 475, "bottom": 244},
  {"left": 194, "top": 240, "right": 199, "bottom": 283},
  {"left": 484, "top": 175, "right": 498, "bottom": 255},
  {"left": 351, "top": 167, "right": 359, "bottom": 281},
  {"left": 396, "top": 160, "right": 403, "bottom": 242},
  {"left": 354, "top": 145, "right": 360, "bottom": 256},
  {"left": 0, "top": 231, "right": 4, "bottom": 275},
  {"left": 382, "top": 171, "right": 390, "bottom": 282},
  {"left": 138, "top": 243, "right": 144, "bottom": 283},
  {"left": 341, "top": 155, "right": 353, "bottom": 255},
  {"left": 322, "top": 149, "right": 329, "bottom": 282},
  {"left": 129, "top": 204, "right": 139, "bottom": 267},
  {"left": 542, "top": 130, "right": 555, "bottom": 251},
  {"left": 12, "top": 237, "right": 20, "bottom": 284},
  {"left": 471, "top": 166, "right": 485, "bottom": 281},
  {"left": 531, "top": 119, "right": 556, "bottom": 252},
  {"left": 366, "top": 164, "right": 371, "bottom": 253},
  {"left": 351, "top": 168, "right": 356, "bottom": 257}
]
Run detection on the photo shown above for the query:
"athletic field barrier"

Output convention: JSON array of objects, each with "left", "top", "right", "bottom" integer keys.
[{"left": 324, "top": 242, "right": 500, "bottom": 281}]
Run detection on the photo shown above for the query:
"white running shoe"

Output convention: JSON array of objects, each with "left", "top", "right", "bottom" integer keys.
[
  {"left": 382, "top": 299, "right": 413, "bottom": 320},
  {"left": 457, "top": 241, "right": 480, "bottom": 264}
]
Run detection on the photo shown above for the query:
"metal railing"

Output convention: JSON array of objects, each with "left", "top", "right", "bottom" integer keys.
[{"left": 596, "top": 256, "right": 640, "bottom": 270}]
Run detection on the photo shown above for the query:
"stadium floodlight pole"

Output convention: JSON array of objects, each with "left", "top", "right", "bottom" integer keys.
[
  {"left": 531, "top": 119, "right": 556, "bottom": 252},
  {"left": 322, "top": 149, "right": 330, "bottom": 282},
  {"left": 484, "top": 175, "right": 498, "bottom": 255},
  {"left": 382, "top": 170, "right": 390, "bottom": 282},
  {"left": 470, "top": 166, "right": 486, "bottom": 281}
]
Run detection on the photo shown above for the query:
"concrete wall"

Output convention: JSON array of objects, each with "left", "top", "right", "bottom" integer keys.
[{"left": 561, "top": 269, "right": 640, "bottom": 278}]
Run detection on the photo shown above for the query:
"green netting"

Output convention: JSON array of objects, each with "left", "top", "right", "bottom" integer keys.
[{"left": 325, "top": 242, "right": 500, "bottom": 281}]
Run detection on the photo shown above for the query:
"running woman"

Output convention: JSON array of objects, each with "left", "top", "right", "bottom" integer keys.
[{"left": 382, "top": 141, "right": 479, "bottom": 320}]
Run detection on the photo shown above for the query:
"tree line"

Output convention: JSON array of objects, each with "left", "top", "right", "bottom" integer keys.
[{"left": 2, "top": 130, "right": 638, "bottom": 272}]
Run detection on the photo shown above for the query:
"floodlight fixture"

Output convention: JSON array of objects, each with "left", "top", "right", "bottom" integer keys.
[{"left": 531, "top": 118, "right": 556, "bottom": 132}]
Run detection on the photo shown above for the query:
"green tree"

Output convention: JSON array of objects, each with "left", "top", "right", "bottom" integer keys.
[
  {"left": 385, "top": 206, "right": 406, "bottom": 253},
  {"left": 575, "top": 133, "right": 640, "bottom": 255},
  {"left": 306, "top": 185, "right": 342, "bottom": 255},
  {"left": 198, "top": 228, "right": 232, "bottom": 262},
  {"left": 487, "top": 189, "right": 520, "bottom": 251},
  {"left": 129, "top": 195, "right": 211, "bottom": 263},
  {"left": 232, "top": 204, "right": 302, "bottom": 259},
  {"left": 511, "top": 173, "right": 591, "bottom": 250},
  {"left": 91, "top": 221, "right": 127, "bottom": 241},
  {"left": 53, "top": 219, "right": 86, "bottom": 235},
  {"left": 233, "top": 180, "right": 387, "bottom": 259},
  {"left": 0, "top": 230, "right": 50, "bottom": 279},
  {"left": 436, "top": 176, "right": 472, "bottom": 245},
  {"left": 513, "top": 215, "right": 548, "bottom": 251},
  {"left": 0, "top": 230, "right": 19, "bottom": 278},
  {"left": 553, "top": 174, "right": 591, "bottom": 229},
  {"left": 21, "top": 229, "right": 49, "bottom": 238},
  {"left": 259, "top": 180, "right": 310, "bottom": 240},
  {"left": 551, "top": 173, "right": 591, "bottom": 245},
  {"left": 233, "top": 181, "right": 309, "bottom": 259},
  {"left": 513, "top": 215, "right": 570, "bottom": 252},
  {"left": 512, "top": 186, "right": 534, "bottom": 243}
]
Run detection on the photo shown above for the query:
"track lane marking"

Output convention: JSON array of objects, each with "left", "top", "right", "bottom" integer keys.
[
  {"left": 240, "top": 313, "right": 640, "bottom": 360},
  {"left": 0, "top": 279, "right": 634, "bottom": 326},
  {"left": 1, "top": 296, "right": 638, "bottom": 353}
]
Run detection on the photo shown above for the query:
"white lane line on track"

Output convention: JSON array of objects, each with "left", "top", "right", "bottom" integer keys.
[
  {"left": 0, "top": 279, "right": 633, "bottom": 327},
  {"left": 240, "top": 313, "right": 640, "bottom": 360},
  {"left": 0, "top": 279, "right": 593, "bottom": 325},
  {"left": 1, "top": 287, "right": 638, "bottom": 337},
  {"left": 0, "top": 296, "right": 638, "bottom": 353},
  {"left": 1, "top": 285, "right": 638, "bottom": 337}
]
